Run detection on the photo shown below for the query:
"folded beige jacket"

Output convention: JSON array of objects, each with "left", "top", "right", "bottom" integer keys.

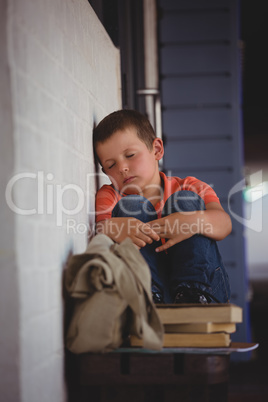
[{"left": 65, "top": 234, "right": 164, "bottom": 353}]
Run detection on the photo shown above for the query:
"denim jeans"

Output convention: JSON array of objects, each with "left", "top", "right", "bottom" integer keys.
[{"left": 112, "top": 191, "right": 230, "bottom": 303}]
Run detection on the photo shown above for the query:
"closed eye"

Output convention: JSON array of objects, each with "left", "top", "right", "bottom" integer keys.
[
  {"left": 126, "top": 154, "right": 134, "bottom": 158},
  {"left": 107, "top": 162, "right": 115, "bottom": 169}
]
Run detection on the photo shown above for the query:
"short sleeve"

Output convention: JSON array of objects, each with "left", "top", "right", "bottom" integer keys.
[
  {"left": 181, "top": 176, "right": 220, "bottom": 205},
  {"left": 95, "top": 185, "right": 121, "bottom": 222}
]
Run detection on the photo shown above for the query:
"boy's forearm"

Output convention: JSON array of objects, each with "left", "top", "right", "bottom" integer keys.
[
  {"left": 167, "top": 202, "right": 232, "bottom": 241},
  {"left": 168, "top": 209, "right": 232, "bottom": 241},
  {"left": 96, "top": 218, "right": 125, "bottom": 242},
  {"left": 195, "top": 209, "right": 232, "bottom": 240},
  {"left": 150, "top": 209, "right": 232, "bottom": 243}
]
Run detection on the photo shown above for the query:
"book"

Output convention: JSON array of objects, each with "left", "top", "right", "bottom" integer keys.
[
  {"left": 164, "top": 322, "right": 236, "bottom": 334},
  {"left": 156, "top": 303, "right": 242, "bottom": 325},
  {"left": 130, "top": 332, "right": 231, "bottom": 348}
]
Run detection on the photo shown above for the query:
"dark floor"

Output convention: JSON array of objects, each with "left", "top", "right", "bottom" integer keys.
[{"left": 228, "top": 280, "right": 268, "bottom": 401}]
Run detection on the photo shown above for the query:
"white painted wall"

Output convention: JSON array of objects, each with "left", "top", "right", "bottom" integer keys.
[{"left": 0, "top": 0, "right": 121, "bottom": 401}]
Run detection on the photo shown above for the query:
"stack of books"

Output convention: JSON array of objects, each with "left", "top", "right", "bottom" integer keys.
[{"left": 130, "top": 303, "right": 242, "bottom": 348}]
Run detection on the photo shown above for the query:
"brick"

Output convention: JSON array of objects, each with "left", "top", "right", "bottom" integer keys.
[
  {"left": 22, "top": 355, "right": 65, "bottom": 402},
  {"left": 21, "top": 314, "right": 53, "bottom": 369},
  {"left": 19, "top": 269, "right": 48, "bottom": 320},
  {"left": 47, "top": 269, "right": 62, "bottom": 311},
  {"left": 36, "top": 225, "right": 63, "bottom": 267},
  {"left": 5, "top": 1, "right": 122, "bottom": 401},
  {"left": 13, "top": 72, "right": 40, "bottom": 128},
  {"left": 50, "top": 308, "right": 64, "bottom": 354},
  {"left": 16, "top": 122, "right": 48, "bottom": 171}
]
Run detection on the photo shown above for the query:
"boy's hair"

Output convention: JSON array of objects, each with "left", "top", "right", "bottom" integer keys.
[{"left": 93, "top": 109, "right": 156, "bottom": 161}]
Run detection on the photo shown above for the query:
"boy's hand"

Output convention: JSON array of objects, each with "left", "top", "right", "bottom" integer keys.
[
  {"left": 96, "top": 217, "right": 160, "bottom": 248},
  {"left": 148, "top": 213, "right": 194, "bottom": 252},
  {"left": 148, "top": 203, "right": 232, "bottom": 253}
]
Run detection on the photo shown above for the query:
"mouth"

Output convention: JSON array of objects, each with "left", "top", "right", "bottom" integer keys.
[{"left": 123, "top": 176, "right": 135, "bottom": 184}]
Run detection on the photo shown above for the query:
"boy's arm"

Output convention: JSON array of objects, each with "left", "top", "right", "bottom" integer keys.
[
  {"left": 148, "top": 202, "right": 232, "bottom": 253},
  {"left": 96, "top": 217, "right": 160, "bottom": 248}
]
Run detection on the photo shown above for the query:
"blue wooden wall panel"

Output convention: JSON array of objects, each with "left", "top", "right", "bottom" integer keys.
[
  {"left": 158, "top": 0, "right": 230, "bottom": 9},
  {"left": 158, "top": 0, "right": 250, "bottom": 353},
  {"left": 162, "top": 109, "right": 232, "bottom": 138},
  {"left": 164, "top": 138, "right": 233, "bottom": 170},
  {"left": 160, "top": 12, "right": 230, "bottom": 42},
  {"left": 162, "top": 76, "right": 231, "bottom": 106},
  {"left": 161, "top": 44, "right": 231, "bottom": 75}
]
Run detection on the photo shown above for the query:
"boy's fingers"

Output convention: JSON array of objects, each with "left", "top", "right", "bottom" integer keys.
[
  {"left": 155, "top": 239, "right": 176, "bottom": 253},
  {"left": 150, "top": 232, "right": 161, "bottom": 241},
  {"left": 138, "top": 233, "right": 153, "bottom": 244},
  {"left": 139, "top": 224, "right": 160, "bottom": 241},
  {"left": 133, "top": 235, "right": 157, "bottom": 248},
  {"left": 155, "top": 244, "right": 169, "bottom": 253},
  {"left": 140, "top": 233, "right": 159, "bottom": 244},
  {"left": 133, "top": 238, "right": 147, "bottom": 248},
  {"left": 148, "top": 222, "right": 167, "bottom": 236},
  {"left": 131, "top": 229, "right": 157, "bottom": 246},
  {"left": 147, "top": 221, "right": 162, "bottom": 231}
]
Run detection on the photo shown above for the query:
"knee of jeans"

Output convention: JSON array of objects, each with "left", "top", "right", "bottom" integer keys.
[
  {"left": 112, "top": 194, "right": 156, "bottom": 219},
  {"left": 163, "top": 190, "right": 206, "bottom": 214}
]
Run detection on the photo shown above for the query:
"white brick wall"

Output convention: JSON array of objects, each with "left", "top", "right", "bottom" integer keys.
[{"left": 1, "top": 0, "right": 121, "bottom": 401}]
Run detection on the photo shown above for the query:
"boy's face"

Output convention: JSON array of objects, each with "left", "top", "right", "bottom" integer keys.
[{"left": 95, "top": 127, "right": 164, "bottom": 196}]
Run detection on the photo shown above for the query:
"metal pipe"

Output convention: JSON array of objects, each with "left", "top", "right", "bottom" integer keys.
[{"left": 138, "top": 0, "right": 162, "bottom": 139}]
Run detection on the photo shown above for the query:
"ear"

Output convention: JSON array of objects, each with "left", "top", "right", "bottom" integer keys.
[{"left": 153, "top": 138, "right": 164, "bottom": 160}]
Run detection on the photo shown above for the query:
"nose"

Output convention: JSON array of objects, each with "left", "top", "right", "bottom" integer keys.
[{"left": 118, "top": 161, "right": 129, "bottom": 174}]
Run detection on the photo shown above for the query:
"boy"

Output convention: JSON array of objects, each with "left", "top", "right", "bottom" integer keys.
[{"left": 93, "top": 109, "right": 231, "bottom": 304}]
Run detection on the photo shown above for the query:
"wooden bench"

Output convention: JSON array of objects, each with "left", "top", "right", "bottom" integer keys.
[{"left": 66, "top": 344, "right": 258, "bottom": 402}]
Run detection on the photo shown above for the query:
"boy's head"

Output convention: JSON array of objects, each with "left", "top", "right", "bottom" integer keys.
[
  {"left": 93, "top": 109, "right": 156, "bottom": 161},
  {"left": 93, "top": 109, "right": 164, "bottom": 195}
]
